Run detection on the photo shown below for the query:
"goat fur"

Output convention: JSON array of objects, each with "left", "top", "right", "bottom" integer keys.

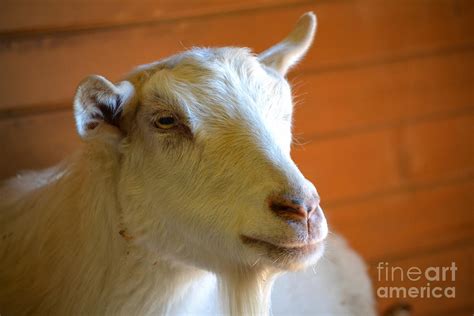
[{"left": 0, "top": 12, "right": 376, "bottom": 315}]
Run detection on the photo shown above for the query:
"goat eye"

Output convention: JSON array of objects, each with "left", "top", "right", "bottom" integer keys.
[{"left": 154, "top": 116, "right": 178, "bottom": 129}]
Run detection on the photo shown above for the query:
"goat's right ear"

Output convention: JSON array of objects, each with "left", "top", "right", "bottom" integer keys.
[{"left": 74, "top": 75, "right": 134, "bottom": 139}]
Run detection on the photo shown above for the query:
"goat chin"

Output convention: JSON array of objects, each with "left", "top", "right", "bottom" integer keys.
[{"left": 169, "top": 235, "right": 377, "bottom": 316}]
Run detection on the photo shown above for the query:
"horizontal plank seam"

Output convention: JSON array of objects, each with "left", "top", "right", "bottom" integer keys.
[
  {"left": 326, "top": 174, "right": 474, "bottom": 210},
  {"left": 2, "top": 44, "right": 472, "bottom": 120},
  {"left": 367, "top": 237, "right": 473, "bottom": 266},
  {"left": 294, "top": 105, "right": 474, "bottom": 143},
  {"left": 0, "top": 106, "right": 474, "bottom": 164},
  {"left": 0, "top": 0, "right": 331, "bottom": 40},
  {"left": 324, "top": 174, "right": 474, "bottom": 208},
  {"left": 2, "top": 104, "right": 472, "bottom": 148},
  {"left": 293, "top": 43, "right": 474, "bottom": 78},
  {"left": 0, "top": 102, "right": 72, "bottom": 120}
]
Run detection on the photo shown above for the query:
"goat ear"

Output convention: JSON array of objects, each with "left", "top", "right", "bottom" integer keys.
[
  {"left": 258, "top": 12, "right": 317, "bottom": 76},
  {"left": 74, "top": 75, "right": 134, "bottom": 139}
]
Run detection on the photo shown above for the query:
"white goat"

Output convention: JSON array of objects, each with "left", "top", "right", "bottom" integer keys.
[{"left": 0, "top": 13, "right": 376, "bottom": 315}]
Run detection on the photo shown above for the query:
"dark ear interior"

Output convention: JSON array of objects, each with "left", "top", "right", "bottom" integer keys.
[
  {"left": 74, "top": 75, "right": 134, "bottom": 138},
  {"left": 87, "top": 95, "right": 123, "bottom": 130}
]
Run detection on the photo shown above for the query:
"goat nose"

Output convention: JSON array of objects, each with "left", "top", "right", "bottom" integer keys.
[{"left": 268, "top": 194, "right": 319, "bottom": 221}]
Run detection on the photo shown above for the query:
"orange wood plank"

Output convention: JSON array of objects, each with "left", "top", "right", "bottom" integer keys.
[
  {"left": 293, "top": 50, "right": 474, "bottom": 138},
  {"left": 327, "top": 180, "right": 474, "bottom": 262},
  {"left": 292, "top": 114, "right": 474, "bottom": 201},
  {"left": 0, "top": 0, "right": 306, "bottom": 35},
  {"left": 0, "top": 111, "right": 80, "bottom": 180},
  {"left": 0, "top": 0, "right": 472, "bottom": 111},
  {"left": 397, "top": 114, "right": 474, "bottom": 184}
]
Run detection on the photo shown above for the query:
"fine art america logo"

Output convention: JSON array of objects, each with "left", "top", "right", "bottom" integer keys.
[{"left": 376, "top": 262, "right": 457, "bottom": 299}]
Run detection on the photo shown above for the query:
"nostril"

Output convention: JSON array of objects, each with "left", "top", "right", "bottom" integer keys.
[
  {"left": 269, "top": 198, "right": 307, "bottom": 220},
  {"left": 268, "top": 193, "right": 320, "bottom": 221},
  {"left": 270, "top": 201, "right": 299, "bottom": 212}
]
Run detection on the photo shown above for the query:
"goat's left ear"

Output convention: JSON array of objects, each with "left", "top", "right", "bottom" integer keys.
[
  {"left": 74, "top": 75, "right": 135, "bottom": 139},
  {"left": 258, "top": 12, "right": 317, "bottom": 76}
]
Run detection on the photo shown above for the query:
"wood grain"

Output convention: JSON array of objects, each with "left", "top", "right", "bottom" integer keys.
[
  {"left": 0, "top": 0, "right": 472, "bottom": 112},
  {"left": 292, "top": 114, "right": 474, "bottom": 202},
  {"left": 293, "top": 50, "right": 474, "bottom": 138},
  {"left": 0, "top": 111, "right": 80, "bottom": 180},
  {"left": 327, "top": 179, "right": 474, "bottom": 262},
  {"left": 0, "top": 0, "right": 306, "bottom": 35}
]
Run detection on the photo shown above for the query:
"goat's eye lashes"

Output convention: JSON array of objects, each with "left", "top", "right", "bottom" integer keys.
[{"left": 154, "top": 115, "right": 178, "bottom": 129}]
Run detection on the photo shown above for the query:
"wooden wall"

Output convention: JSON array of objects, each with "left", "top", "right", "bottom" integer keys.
[{"left": 0, "top": 1, "right": 472, "bottom": 315}]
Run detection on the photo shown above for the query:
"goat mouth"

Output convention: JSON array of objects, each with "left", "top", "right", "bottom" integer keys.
[{"left": 240, "top": 235, "right": 320, "bottom": 256}]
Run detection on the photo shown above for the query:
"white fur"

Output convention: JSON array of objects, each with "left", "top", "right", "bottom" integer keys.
[
  {"left": 0, "top": 13, "right": 375, "bottom": 315},
  {"left": 170, "top": 235, "right": 376, "bottom": 315}
]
